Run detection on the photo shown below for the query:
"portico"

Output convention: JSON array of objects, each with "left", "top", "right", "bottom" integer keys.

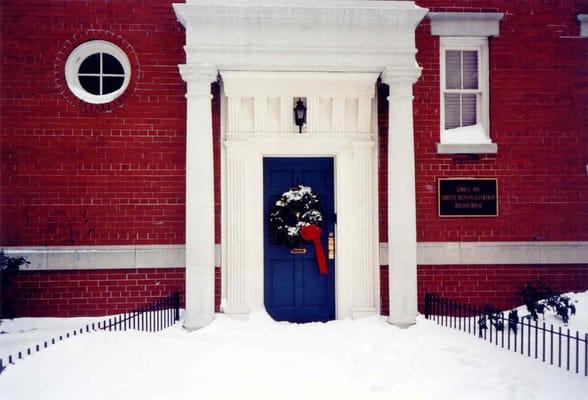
[{"left": 173, "top": 0, "right": 428, "bottom": 329}]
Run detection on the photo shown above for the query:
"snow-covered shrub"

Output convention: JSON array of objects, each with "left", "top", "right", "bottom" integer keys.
[
  {"left": 507, "top": 310, "right": 519, "bottom": 334},
  {"left": 0, "top": 250, "right": 29, "bottom": 273},
  {"left": 1, "top": 250, "right": 30, "bottom": 320},
  {"left": 477, "top": 305, "right": 504, "bottom": 337},
  {"left": 521, "top": 281, "right": 576, "bottom": 325}
]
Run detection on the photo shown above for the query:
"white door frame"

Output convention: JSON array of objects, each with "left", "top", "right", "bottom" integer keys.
[{"left": 221, "top": 72, "right": 379, "bottom": 320}]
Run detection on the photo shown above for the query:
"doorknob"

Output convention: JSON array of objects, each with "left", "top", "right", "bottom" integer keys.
[{"left": 328, "top": 232, "right": 335, "bottom": 259}]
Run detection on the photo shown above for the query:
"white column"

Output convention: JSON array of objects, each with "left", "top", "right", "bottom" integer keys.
[
  {"left": 179, "top": 63, "right": 218, "bottom": 330},
  {"left": 334, "top": 147, "right": 354, "bottom": 319},
  {"left": 351, "top": 141, "right": 377, "bottom": 318},
  {"left": 382, "top": 68, "right": 421, "bottom": 327},
  {"left": 223, "top": 142, "right": 251, "bottom": 317}
]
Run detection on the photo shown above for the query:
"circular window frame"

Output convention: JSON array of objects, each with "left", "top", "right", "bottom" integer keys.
[{"left": 65, "top": 40, "right": 131, "bottom": 104}]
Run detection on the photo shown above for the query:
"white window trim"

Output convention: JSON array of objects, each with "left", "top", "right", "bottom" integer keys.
[
  {"left": 428, "top": 12, "right": 504, "bottom": 37},
  {"left": 579, "top": 14, "right": 588, "bottom": 37},
  {"left": 65, "top": 40, "right": 131, "bottom": 104},
  {"left": 438, "top": 36, "right": 497, "bottom": 154}
]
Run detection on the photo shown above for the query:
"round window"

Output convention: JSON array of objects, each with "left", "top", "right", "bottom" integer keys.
[{"left": 65, "top": 40, "right": 131, "bottom": 104}]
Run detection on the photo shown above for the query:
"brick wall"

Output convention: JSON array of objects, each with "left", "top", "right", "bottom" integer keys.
[
  {"left": 379, "top": 264, "right": 588, "bottom": 316},
  {"left": 0, "top": 0, "right": 197, "bottom": 247},
  {"left": 2, "top": 268, "right": 185, "bottom": 318},
  {"left": 379, "top": 1, "right": 588, "bottom": 243},
  {"left": 1, "top": 0, "right": 587, "bottom": 318},
  {"left": 1, "top": 266, "right": 223, "bottom": 318},
  {"left": 376, "top": 1, "right": 588, "bottom": 315},
  {"left": 4, "top": 1, "right": 584, "bottom": 248},
  {"left": 2, "top": 0, "right": 586, "bottom": 246}
]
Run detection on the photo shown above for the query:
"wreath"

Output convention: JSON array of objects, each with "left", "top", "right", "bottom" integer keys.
[{"left": 269, "top": 185, "right": 323, "bottom": 249}]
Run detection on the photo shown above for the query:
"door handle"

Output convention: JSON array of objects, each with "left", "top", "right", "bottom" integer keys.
[{"left": 327, "top": 232, "right": 335, "bottom": 259}]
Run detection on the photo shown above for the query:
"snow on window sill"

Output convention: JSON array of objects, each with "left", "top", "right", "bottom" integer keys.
[{"left": 437, "top": 124, "right": 497, "bottom": 154}]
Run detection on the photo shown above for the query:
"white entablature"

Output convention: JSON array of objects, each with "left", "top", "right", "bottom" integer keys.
[{"left": 173, "top": 0, "right": 427, "bottom": 74}]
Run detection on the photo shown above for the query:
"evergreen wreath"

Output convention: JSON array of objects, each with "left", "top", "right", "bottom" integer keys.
[{"left": 269, "top": 185, "right": 323, "bottom": 249}]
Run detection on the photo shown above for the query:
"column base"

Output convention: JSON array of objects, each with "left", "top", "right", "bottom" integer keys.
[
  {"left": 183, "top": 312, "right": 215, "bottom": 331},
  {"left": 352, "top": 308, "right": 378, "bottom": 319},
  {"left": 386, "top": 316, "right": 417, "bottom": 328},
  {"left": 223, "top": 304, "right": 250, "bottom": 320}
]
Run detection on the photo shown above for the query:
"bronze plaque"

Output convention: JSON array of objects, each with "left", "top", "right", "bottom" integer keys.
[{"left": 438, "top": 178, "right": 498, "bottom": 217}]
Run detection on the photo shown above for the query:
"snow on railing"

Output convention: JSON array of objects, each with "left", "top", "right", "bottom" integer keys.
[{"left": 424, "top": 293, "right": 588, "bottom": 377}]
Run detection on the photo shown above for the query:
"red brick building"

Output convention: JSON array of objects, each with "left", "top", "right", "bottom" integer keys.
[{"left": 1, "top": 1, "right": 587, "bottom": 328}]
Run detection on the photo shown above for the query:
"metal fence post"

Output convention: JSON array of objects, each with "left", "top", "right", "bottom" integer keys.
[
  {"left": 174, "top": 291, "right": 180, "bottom": 322},
  {"left": 424, "top": 293, "right": 431, "bottom": 319}
]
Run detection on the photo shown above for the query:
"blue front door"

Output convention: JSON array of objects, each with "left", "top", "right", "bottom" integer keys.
[{"left": 263, "top": 157, "right": 335, "bottom": 323}]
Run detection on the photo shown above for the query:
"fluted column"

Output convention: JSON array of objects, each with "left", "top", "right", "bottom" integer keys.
[
  {"left": 382, "top": 67, "right": 421, "bottom": 327},
  {"left": 223, "top": 142, "right": 251, "bottom": 316},
  {"left": 179, "top": 63, "right": 218, "bottom": 330},
  {"left": 351, "top": 141, "right": 377, "bottom": 318}
]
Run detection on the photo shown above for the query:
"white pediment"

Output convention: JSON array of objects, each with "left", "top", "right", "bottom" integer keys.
[{"left": 173, "top": 0, "right": 428, "bottom": 72}]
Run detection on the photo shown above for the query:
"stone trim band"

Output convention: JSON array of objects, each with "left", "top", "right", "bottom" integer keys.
[{"left": 4, "top": 242, "right": 586, "bottom": 271}]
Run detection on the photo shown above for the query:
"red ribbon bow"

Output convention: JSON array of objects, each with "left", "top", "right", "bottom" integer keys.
[{"left": 300, "top": 224, "right": 328, "bottom": 275}]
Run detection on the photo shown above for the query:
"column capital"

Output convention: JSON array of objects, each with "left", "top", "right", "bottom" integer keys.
[
  {"left": 179, "top": 63, "right": 218, "bottom": 84},
  {"left": 351, "top": 140, "right": 376, "bottom": 154},
  {"left": 224, "top": 140, "right": 253, "bottom": 157},
  {"left": 380, "top": 66, "right": 422, "bottom": 89},
  {"left": 179, "top": 63, "right": 218, "bottom": 98}
]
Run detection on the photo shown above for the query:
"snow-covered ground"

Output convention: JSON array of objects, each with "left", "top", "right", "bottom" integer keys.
[
  {"left": 0, "top": 315, "right": 107, "bottom": 362},
  {"left": 0, "top": 294, "right": 587, "bottom": 400}
]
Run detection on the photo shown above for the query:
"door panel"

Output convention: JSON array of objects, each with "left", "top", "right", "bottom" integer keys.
[
  {"left": 263, "top": 157, "right": 335, "bottom": 322},
  {"left": 303, "top": 259, "right": 328, "bottom": 307}
]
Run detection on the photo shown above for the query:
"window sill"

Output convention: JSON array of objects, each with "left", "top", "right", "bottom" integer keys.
[{"left": 436, "top": 142, "right": 497, "bottom": 154}]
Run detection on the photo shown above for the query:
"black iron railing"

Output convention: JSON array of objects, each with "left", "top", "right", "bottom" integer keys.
[
  {"left": 0, "top": 291, "right": 180, "bottom": 374},
  {"left": 425, "top": 293, "right": 588, "bottom": 377}
]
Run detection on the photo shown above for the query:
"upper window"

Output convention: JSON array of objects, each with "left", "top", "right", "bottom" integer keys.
[
  {"left": 440, "top": 37, "right": 489, "bottom": 146},
  {"left": 429, "top": 12, "right": 502, "bottom": 154},
  {"left": 443, "top": 48, "right": 479, "bottom": 130},
  {"left": 65, "top": 40, "right": 131, "bottom": 104}
]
